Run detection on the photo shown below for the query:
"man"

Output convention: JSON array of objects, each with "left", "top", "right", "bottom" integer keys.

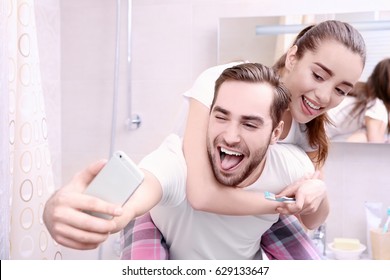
[{"left": 44, "top": 63, "right": 327, "bottom": 258}]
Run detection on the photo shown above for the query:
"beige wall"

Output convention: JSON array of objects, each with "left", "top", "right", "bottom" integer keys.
[
  {"left": 60, "top": 0, "right": 390, "bottom": 259},
  {"left": 323, "top": 142, "right": 390, "bottom": 255}
]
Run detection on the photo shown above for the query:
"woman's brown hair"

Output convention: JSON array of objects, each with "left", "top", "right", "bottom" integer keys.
[{"left": 348, "top": 58, "right": 390, "bottom": 133}]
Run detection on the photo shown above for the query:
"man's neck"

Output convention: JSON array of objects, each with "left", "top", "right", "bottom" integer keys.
[{"left": 236, "top": 155, "right": 267, "bottom": 188}]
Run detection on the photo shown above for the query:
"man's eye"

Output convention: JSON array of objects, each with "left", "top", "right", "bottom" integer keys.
[{"left": 244, "top": 123, "right": 257, "bottom": 129}]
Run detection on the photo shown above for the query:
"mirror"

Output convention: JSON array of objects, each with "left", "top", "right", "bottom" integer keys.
[{"left": 218, "top": 12, "right": 390, "bottom": 143}]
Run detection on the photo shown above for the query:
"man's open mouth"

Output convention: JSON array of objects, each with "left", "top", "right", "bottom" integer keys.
[{"left": 219, "top": 147, "right": 244, "bottom": 171}]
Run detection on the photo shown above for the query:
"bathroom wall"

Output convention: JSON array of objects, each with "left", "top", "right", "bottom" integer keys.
[
  {"left": 60, "top": 0, "right": 390, "bottom": 259},
  {"left": 323, "top": 142, "right": 390, "bottom": 248}
]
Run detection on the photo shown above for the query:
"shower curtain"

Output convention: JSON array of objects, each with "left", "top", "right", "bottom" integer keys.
[{"left": 0, "top": 0, "right": 61, "bottom": 259}]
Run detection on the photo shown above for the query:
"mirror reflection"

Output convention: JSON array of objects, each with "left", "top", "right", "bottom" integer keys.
[{"left": 218, "top": 12, "right": 390, "bottom": 143}]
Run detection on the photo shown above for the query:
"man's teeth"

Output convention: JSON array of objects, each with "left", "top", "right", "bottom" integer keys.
[
  {"left": 221, "top": 147, "right": 242, "bottom": 156},
  {"left": 303, "top": 97, "right": 320, "bottom": 110}
]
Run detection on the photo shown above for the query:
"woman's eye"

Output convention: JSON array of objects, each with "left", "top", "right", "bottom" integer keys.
[
  {"left": 312, "top": 72, "right": 324, "bottom": 81},
  {"left": 336, "top": 88, "right": 347, "bottom": 96}
]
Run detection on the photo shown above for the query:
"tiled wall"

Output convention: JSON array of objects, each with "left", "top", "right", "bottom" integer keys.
[{"left": 60, "top": 0, "right": 390, "bottom": 259}]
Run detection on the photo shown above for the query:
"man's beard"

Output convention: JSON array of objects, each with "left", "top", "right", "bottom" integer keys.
[{"left": 207, "top": 136, "right": 270, "bottom": 186}]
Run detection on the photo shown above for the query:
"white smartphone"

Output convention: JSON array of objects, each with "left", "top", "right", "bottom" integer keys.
[{"left": 84, "top": 151, "right": 144, "bottom": 219}]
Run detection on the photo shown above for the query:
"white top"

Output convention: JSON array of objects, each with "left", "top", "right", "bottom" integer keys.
[
  {"left": 139, "top": 134, "right": 314, "bottom": 259},
  {"left": 326, "top": 96, "right": 389, "bottom": 141},
  {"left": 183, "top": 62, "right": 315, "bottom": 152}
]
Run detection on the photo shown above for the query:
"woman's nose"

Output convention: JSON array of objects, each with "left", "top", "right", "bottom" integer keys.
[{"left": 314, "top": 86, "right": 331, "bottom": 105}]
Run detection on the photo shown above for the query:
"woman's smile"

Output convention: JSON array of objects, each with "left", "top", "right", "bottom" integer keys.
[{"left": 301, "top": 95, "right": 323, "bottom": 116}]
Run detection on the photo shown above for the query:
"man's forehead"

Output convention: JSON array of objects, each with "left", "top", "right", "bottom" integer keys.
[{"left": 215, "top": 81, "right": 273, "bottom": 115}]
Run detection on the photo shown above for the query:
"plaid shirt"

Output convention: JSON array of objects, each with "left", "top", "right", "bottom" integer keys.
[{"left": 121, "top": 213, "right": 321, "bottom": 260}]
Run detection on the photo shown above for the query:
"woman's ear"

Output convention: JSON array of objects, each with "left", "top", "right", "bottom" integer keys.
[
  {"left": 270, "top": 121, "right": 284, "bottom": 144},
  {"left": 285, "top": 45, "right": 298, "bottom": 71}
]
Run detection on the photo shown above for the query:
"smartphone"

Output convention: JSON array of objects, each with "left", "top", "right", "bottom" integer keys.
[{"left": 84, "top": 151, "right": 144, "bottom": 219}]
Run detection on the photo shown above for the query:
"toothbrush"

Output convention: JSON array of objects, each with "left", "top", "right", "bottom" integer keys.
[
  {"left": 382, "top": 207, "right": 390, "bottom": 233},
  {"left": 264, "top": 191, "right": 295, "bottom": 204}
]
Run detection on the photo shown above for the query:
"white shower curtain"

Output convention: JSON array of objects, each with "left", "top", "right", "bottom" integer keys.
[
  {"left": 0, "top": 0, "right": 10, "bottom": 260},
  {"left": 0, "top": 0, "right": 61, "bottom": 259}
]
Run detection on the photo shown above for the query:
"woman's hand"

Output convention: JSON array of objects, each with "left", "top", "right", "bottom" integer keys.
[{"left": 275, "top": 171, "right": 327, "bottom": 216}]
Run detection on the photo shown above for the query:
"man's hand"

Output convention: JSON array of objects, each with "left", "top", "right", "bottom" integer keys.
[{"left": 43, "top": 160, "right": 123, "bottom": 250}]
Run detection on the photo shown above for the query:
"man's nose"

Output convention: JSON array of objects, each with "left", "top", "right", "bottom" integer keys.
[{"left": 223, "top": 124, "right": 241, "bottom": 144}]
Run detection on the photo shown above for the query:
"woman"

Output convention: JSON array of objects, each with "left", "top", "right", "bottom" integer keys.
[
  {"left": 122, "top": 20, "right": 366, "bottom": 260},
  {"left": 326, "top": 58, "right": 390, "bottom": 143}
]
